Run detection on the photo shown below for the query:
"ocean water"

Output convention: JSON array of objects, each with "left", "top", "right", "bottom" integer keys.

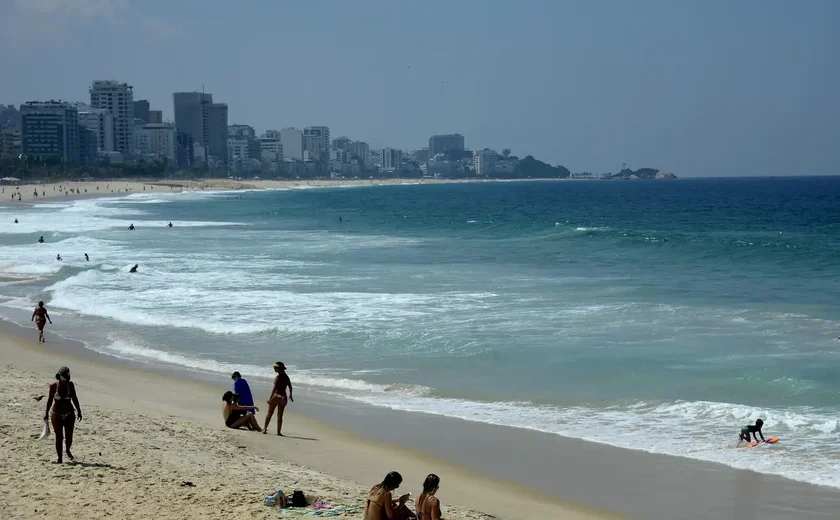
[{"left": 1, "top": 178, "right": 839, "bottom": 487}]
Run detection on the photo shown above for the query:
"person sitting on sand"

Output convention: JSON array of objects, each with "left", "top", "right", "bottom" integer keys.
[
  {"left": 365, "top": 471, "right": 414, "bottom": 520},
  {"left": 222, "top": 391, "right": 261, "bottom": 431},
  {"left": 416, "top": 474, "right": 443, "bottom": 520},
  {"left": 31, "top": 301, "right": 52, "bottom": 343},
  {"left": 231, "top": 371, "right": 256, "bottom": 415},
  {"left": 129, "top": 264, "right": 138, "bottom": 273},
  {"left": 738, "top": 418, "right": 765, "bottom": 444},
  {"left": 263, "top": 362, "right": 294, "bottom": 436},
  {"left": 45, "top": 367, "right": 82, "bottom": 464}
]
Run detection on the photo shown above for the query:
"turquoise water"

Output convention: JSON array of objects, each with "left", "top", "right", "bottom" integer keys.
[{"left": 1, "top": 178, "right": 839, "bottom": 486}]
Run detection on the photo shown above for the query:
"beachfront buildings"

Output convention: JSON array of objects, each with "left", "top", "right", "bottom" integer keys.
[
  {"left": 0, "top": 128, "right": 21, "bottom": 159},
  {"left": 207, "top": 103, "right": 229, "bottom": 166},
  {"left": 135, "top": 123, "right": 177, "bottom": 166},
  {"left": 133, "top": 100, "right": 150, "bottom": 124},
  {"left": 382, "top": 147, "right": 402, "bottom": 172},
  {"left": 173, "top": 92, "right": 212, "bottom": 162},
  {"left": 304, "top": 126, "right": 330, "bottom": 163},
  {"left": 90, "top": 81, "right": 134, "bottom": 153},
  {"left": 429, "top": 134, "right": 464, "bottom": 156},
  {"left": 473, "top": 149, "right": 497, "bottom": 176},
  {"left": 19, "top": 101, "right": 80, "bottom": 164},
  {"left": 280, "top": 128, "right": 304, "bottom": 161},
  {"left": 346, "top": 141, "right": 369, "bottom": 165},
  {"left": 148, "top": 110, "right": 163, "bottom": 124},
  {"left": 76, "top": 104, "right": 115, "bottom": 153}
]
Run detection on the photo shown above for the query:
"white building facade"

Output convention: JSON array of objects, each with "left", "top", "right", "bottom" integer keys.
[
  {"left": 90, "top": 80, "right": 134, "bottom": 152},
  {"left": 135, "top": 123, "right": 176, "bottom": 166}
]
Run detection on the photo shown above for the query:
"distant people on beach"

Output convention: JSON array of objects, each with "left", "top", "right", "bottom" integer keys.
[
  {"left": 31, "top": 301, "right": 52, "bottom": 343},
  {"left": 416, "top": 474, "right": 442, "bottom": 520},
  {"left": 263, "top": 362, "right": 294, "bottom": 436},
  {"left": 56, "top": 254, "right": 62, "bottom": 261},
  {"left": 129, "top": 264, "right": 138, "bottom": 273},
  {"left": 45, "top": 366, "right": 82, "bottom": 464},
  {"left": 365, "top": 471, "right": 414, "bottom": 520},
  {"left": 84, "top": 253, "right": 89, "bottom": 262},
  {"left": 231, "top": 371, "right": 256, "bottom": 415},
  {"left": 128, "top": 224, "right": 135, "bottom": 230},
  {"left": 38, "top": 236, "right": 45, "bottom": 243},
  {"left": 221, "top": 391, "right": 261, "bottom": 431}
]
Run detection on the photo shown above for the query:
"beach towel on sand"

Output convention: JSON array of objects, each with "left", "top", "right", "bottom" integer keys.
[{"left": 279, "top": 505, "right": 363, "bottom": 517}]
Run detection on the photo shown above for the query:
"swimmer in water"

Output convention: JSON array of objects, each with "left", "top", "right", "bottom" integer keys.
[
  {"left": 128, "top": 224, "right": 135, "bottom": 230},
  {"left": 56, "top": 254, "right": 62, "bottom": 261},
  {"left": 14, "top": 218, "right": 18, "bottom": 224},
  {"left": 168, "top": 222, "right": 173, "bottom": 228},
  {"left": 129, "top": 264, "right": 138, "bottom": 273},
  {"left": 38, "top": 236, "right": 45, "bottom": 243},
  {"left": 84, "top": 253, "right": 89, "bottom": 262}
]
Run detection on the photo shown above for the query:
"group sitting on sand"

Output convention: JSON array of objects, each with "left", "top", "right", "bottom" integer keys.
[
  {"left": 222, "top": 362, "right": 293, "bottom": 435},
  {"left": 364, "top": 471, "right": 444, "bottom": 520}
]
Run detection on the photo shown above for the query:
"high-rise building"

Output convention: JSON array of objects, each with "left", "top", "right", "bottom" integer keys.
[
  {"left": 19, "top": 101, "right": 80, "bottom": 164},
  {"left": 228, "top": 124, "right": 255, "bottom": 139},
  {"left": 148, "top": 110, "right": 163, "bottom": 124},
  {"left": 279, "top": 128, "right": 304, "bottom": 161},
  {"left": 76, "top": 105, "right": 114, "bottom": 152},
  {"left": 258, "top": 137, "right": 282, "bottom": 171},
  {"left": 347, "top": 141, "right": 369, "bottom": 164},
  {"left": 382, "top": 147, "right": 402, "bottom": 172},
  {"left": 263, "top": 129, "right": 281, "bottom": 140},
  {"left": 133, "top": 100, "right": 150, "bottom": 124},
  {"left": 135, "top": 123, "right": 176, "bottom": 166},
  {"left": 473, "top": 149, "right": 498, "bottom": 176},
  {"left": 176, "top": 132, "right": 194, "bottom": 168},
  {"left": 78, "top": 127, "right": 98, "bottom": 164},
  {"left": 173, "top": 92, "right": 212, "bottom": 159},
  {"left": 206, "top": 103, "right": 228, "bottom": 166},
  {"left": 1, "top": 128, "right": 22, "bottom": 159},
  {"left": 303, "top": 126, "right": 330, "bottom": 163},
  {"left": 227, "top": 138, "right": 250, "bottom": 162},
  {"left": 415, "top": 148, "right": 430, "bottom": 164},
  {"left": 428, "top": 134, "right": 464, "bottom": 157},
  {"left": 90, "top": 80, "right": 134, "bottom": 152},
  {"left": 332, "top": 136, "right": 351, "bottom": 152}
]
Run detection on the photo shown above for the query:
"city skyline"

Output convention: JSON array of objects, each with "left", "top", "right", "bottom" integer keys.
[{"left": 1, "top": 1, "right": 839, "bottom": 176}]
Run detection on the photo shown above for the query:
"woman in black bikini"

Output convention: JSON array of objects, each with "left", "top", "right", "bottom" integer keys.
[
  {"left": 222, "top": 391, "right": 261, "bottom": 431},
  {"left": 44, "top": 367, "right": 82, "bottom": 464},
  {"left": 263, "top": 362, "right": 294, "bottom": 436},
  {"left": 365, "top": 471, "right": 414, "bottom": 520},
  {"left": 31, "top": 301, "right": 52, "bottom": 343}
]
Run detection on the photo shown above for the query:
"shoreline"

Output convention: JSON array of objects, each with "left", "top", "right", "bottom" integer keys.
[
  {"left": 0, "top": 318, "right": 616, "bottom": 520},
  {"left": 4, "top": 316, "right": 840, "bottom": 519},
  {"left": 0, "top": 176, "right": 585, "bottom": 205}
]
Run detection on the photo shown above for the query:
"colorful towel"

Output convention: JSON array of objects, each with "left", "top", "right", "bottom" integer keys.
[{"left": 279, "top": 505, "right": 363, "bottom": 517}]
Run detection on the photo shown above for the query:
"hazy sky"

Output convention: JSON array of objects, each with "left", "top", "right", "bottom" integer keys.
[{"left": 1, "top": 0, "right": 838, "bottom": 176}]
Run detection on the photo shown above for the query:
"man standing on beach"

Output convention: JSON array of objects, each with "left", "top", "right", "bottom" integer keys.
[{"left": 231, "top": 372, "right": 256, "bottom": 415}]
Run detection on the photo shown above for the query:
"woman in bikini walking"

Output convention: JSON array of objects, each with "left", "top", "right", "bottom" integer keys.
[
  {"left": 31, "top": 301, "right": 52, "bottom": 343},
  {"left": 44, "top": 366, "right": 82, "bottom": 464},
  {"left": 263, "top": 362, "right": 294, "bottom": 436}
]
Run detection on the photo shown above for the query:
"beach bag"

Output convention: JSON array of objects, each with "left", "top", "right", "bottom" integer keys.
[
  {"left": 291, "top": 490, "right": 308, "bottom": 507},
  {"left": 39, "top": 419, "right": 50, "bottom": 440},
  {"left": 264, "top": 489, "right": 286, "bottom": 507}
]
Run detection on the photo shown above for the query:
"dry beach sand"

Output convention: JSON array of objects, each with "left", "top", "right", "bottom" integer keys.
[{"left": 0, "top": 328, "right": 615, "bottom": 520}]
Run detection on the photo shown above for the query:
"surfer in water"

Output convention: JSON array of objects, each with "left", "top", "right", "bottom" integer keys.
[
  {"left": 168, "top": 222, "right": 173, "bottom": 228},
  {"left": 129, "top": 264, "right": 138, "bottom": 273},
  {"left": 38, "top": 236, "right": 45, "bottom": 243},
  {"left": 738, "top": 418, "right": 765, "bottom": 444},
  {"left": 128, "top": 224, "right": 135, "bottom": 230}
]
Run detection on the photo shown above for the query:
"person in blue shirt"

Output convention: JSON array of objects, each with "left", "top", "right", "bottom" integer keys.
[{"left": 231, "top": 371, "right": 256, "bottom": 415}]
